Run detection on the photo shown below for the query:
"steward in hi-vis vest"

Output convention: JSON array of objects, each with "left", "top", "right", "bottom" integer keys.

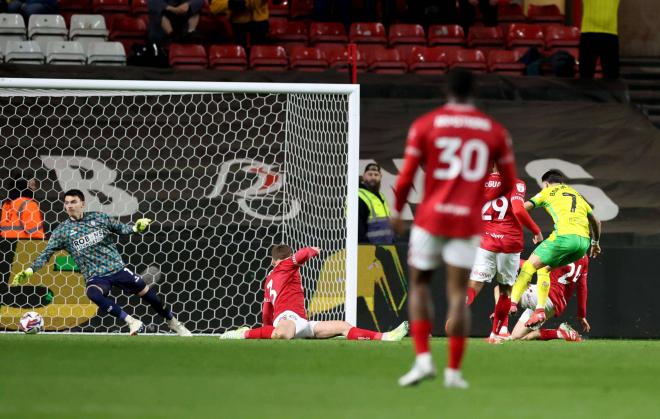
[{"left": 358, "top": 163, "right": 394, "bottom": 244}]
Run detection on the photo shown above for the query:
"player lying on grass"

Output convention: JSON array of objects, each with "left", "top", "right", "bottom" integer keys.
[
  {"left": 509, "top": 255, "right": 590, "bottom": 342},
  {"left": 219, "top": 245, "right": 408, "bottom": 341},
  {"left": 12, "top": 189, "right": 191, "bottom": 336}
]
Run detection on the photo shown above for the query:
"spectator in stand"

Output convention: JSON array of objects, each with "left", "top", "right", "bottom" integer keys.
[
  {"left": 148, "top": 0, "right": 203, "bottom": 45},
  {"left": 579, "top": 0, "right": 621, "bottom": 79},
  {"left": 459, "top": 0, "right": 498, "bottom": 32},
  {"left": 210, "top": 0, "right": 269, "bottom": 49},
  {"left": 6, "top": 0, "right": 59, "bottom": 21}
]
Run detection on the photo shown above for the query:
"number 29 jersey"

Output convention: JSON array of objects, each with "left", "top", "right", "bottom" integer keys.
[
  {"left": 480, "top": 174, "right": 528, "bottom": 254},
  {"left": 393, "top": 103, "right": 517, "bottom": 238}
]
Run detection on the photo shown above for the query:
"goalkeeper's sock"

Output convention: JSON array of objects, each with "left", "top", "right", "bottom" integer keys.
[
  {"left": 246, "top": 326, "right": 274, "bottom": 339},
  {"left": 87, "top": 286, "right": 128, "bottom": 321},
  {"left": 535, "top": 267, "right": 551, "bottom": 310},
  {"left": 491, "top": 294, "right": 511, "bottom": 335},
  {"left": 511, "top": 260, "right": 538, "bottom": 303},
  {"left": 466, "top": 287, "right": 476, "bottom": 306},
  {"left": 411, "top": 319, "right": 432, "bottom": 354},
  {"left": 448, "top": 336, "right": 467, "bottom": 370},
  {"left": 347, "top": 327, "right": 383, "bottom": 340},
  {"left": 141, "top": 288, "right": 174, "bottom": 321},
  {"left": 539, "top": 329, "right": 559, "bottom": 340}
]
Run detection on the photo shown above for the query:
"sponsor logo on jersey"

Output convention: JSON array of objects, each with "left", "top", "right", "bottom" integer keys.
[
  {"left": 71, "top": 230, "right": 105, "bottom": 252},
  {"left": 434, "top": 203, "right": 470, "bottom": 216}
]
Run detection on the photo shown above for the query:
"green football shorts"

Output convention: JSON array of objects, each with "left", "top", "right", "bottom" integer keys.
[{"left": 533, "top": 234, "right": 590, "bottom": 268}]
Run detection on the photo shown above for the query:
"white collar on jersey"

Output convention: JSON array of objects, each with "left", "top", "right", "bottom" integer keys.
[{"left": 444, "top": 101, "right": 476, "bottom": 111}]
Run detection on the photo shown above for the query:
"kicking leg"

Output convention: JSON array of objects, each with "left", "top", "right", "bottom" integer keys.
[
  {"left": 86, "top": 284, "right": 143, "bottom": 335},
  {"left": 511, "top": 255, "right": 545, "bottom": 306}
]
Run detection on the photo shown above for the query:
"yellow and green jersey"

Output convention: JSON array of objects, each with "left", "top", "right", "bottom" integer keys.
[{"left": 529, "top": 184, "right": 592, "bottom": 239}]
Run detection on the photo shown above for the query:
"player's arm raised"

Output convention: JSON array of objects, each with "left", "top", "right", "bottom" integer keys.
[
  {"left": 12, "top": 230, "right": 64, "bottom": 285},
  {"left": 587, "top": 211, "right": 601, "bottom": 258},
  {"left": 293, "top": 246, "right": 320, "bottom": 266}
]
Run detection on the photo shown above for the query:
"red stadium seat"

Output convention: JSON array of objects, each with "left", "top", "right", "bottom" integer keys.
[
  {"left": 289, "top": 46, "right": 328, "bottom": 71},
  {"left": 317, "top": 43, "right": 367, "bottom": 72},
  {"left": 428, "top": 24, "right": 465, "bottom": 47},
  {"left": 507, "top": 23, "right": 545, "bottom": 51},
  {"left": 268, "top": 20, "right": 308, "bottom": 43},
  {"left": 487, "top": 49, "right": 524, "bottom": 75},
  {"left": 59, "top": 0, "right": 91, "bottom": 12},
  {"left": 197, "top": 14, "right": 234, "bottom": 45},
  {"left": 92, "top": 0, "right": 130, "bottom": 13},
  {"left": 446, "top": 48, "right": 487, "bottom": 72},
  {"left": 208, "top": 44, "right": 247, "bottom": 70},
  {"left": 389, "top": 23, "right": 425, "bottom": 46},
  {"left": 269, "top": 0, "right": 289, "bottom": 17},
  {"left": 108, "top": 15, "right": 147, "bottom": 54},
  {"left": 361, "top": 45, "right": 407, "bottom": 74},
  {"left": 467, "top": 26, "right": 504, "bottom": 50},
  {"left": 498, "top": 2, "right": 526, "bottom": 23},
  {"left": 289, "top": 0, "right": 313, "bottom": 19},
  {"left": 349, "top": 22, "right": 387, "bottom": 44},
  {"left": 528, "top": 4, "right": 564, "bottom": 24},
  {"left": 309, "top": 22, "right": 347, "bottom": 45},
  {"left": 169, "top": 43, "right": 208, "bottom": 69},
  {"left": 407, "top": 46, "right": 447, "bottom": 75},
  {"left": 544, "top": 25, "right": 580, "bottom": 52},
  {"left": 131, "top": 0, "right": 148, "bottom": 14},
  {"left": 249, "top": 45, "right": 288, "bottom": 71}
]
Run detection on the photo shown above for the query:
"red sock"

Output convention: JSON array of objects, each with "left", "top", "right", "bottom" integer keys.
[
  {"left": 502, "top": 312, "right": 510, "bottom": 330},
  {"left": 347, "top": 327, "right": 383, "bottom": 340},
  {"left": 245, "top": 326, "right": 274, "bottom": 339},
  {"left": 466, "top": 287, "right": 476, "bottom": 306},
  {"left": 539, "top": 329, "right": 559, "bottom": 341},
  {"left": 448, "top": 336, "right": 466, "bottom": 369},
  {"left": 410, "top": 320, "right": 432, "bottom": 354},
  {"left": 491, "top": 295, "right": 511, "bottom": 335}
]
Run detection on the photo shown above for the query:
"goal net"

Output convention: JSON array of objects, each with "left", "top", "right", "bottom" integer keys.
[{"left": 0, "top": 79, "right": 360, "bottom": 334}]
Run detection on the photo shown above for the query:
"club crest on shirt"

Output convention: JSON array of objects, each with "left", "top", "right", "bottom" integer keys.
[{"left": 517, "top": 183, "right": 525, "bottom": 193}]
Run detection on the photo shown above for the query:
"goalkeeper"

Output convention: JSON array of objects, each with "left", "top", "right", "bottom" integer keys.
[{"left": 12, "top": 189, "right": 192, "bottom": 336}]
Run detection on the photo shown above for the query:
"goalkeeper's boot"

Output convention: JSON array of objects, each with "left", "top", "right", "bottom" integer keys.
[
  {"left": 382, "top": 321, "right": 409, "bottom": 341},
  {"left": 219, "top": 327, "right": 249, "bottom": 340},
  {"left": 398, "top": 353, "right": 437, "bottom": 387},
  {"left": 558, "top": 323, "right": 582, "bottom": 342},
  {"left": 168, "top": 318, "right": 193, "bottom": 337},
  {"left": 525, "top": 308, "right": 546, "bottom": 329},
  {"left": 127, "top": 318, "right": 145, "bottom": 336},
  {"left": 443, "top": 368, "right": 469, "bottom": 389}
]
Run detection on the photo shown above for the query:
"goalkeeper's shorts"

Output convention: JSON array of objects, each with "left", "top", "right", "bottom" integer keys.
[{"left": 273, "top": 310, "right": 318, "bottom": 339}]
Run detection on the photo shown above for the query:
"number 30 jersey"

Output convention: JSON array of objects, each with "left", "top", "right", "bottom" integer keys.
[
  {"left": 480, "top": 174, "right": 528, "bottom": 254},
  {"left": 394, "top": 103, "right": 517, "bottom": 238},
  {"left": 263, "top": 247, "right": 319, "bottom": 321}
]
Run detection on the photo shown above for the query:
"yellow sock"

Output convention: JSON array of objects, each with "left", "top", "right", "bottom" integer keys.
[
  {"left": 511, "top": 261, "right": 538, "bottom": 303},
  {"left": 535, "top": 267, "right": 551, "bottom": 310}
]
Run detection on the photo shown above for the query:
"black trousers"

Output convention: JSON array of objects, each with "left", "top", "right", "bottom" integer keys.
[{"left": 579, "top": 32, "right": 620, "bottom": 79}]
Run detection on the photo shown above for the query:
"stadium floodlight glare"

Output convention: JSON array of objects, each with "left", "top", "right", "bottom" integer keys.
[{"left": 0, "top": 78, "right": 360, "bottom": 333}]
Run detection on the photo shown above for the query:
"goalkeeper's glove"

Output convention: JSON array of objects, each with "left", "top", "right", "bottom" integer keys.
[
  {"left": 133, "top": 218, "right": 152, "bottom": 233},
  {"left": 12, "top": 268, "right": 33, "bottom": 285}
]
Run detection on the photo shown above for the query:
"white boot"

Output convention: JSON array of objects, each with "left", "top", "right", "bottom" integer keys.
[
  {"left": 443, "top": 368, "right": 469, "bottom": 389},
  {"left": 167, "top": 318, "right": 193, "bottom": 337},
  {"left": 125, "top": 316, "right": 144, "bottom": 336},
  {"left": 398, "top": 353, "right": 437, "bottom": 386}
]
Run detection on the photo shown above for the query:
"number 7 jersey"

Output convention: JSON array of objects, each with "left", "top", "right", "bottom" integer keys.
[
  {"left": 394, "top": 103, "right": 517, "bottom": 238},
  {"left": 529, "top": 184, "right": 592, "bottom": 238}
]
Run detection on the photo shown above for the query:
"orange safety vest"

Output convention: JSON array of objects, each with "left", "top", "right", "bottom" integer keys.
[{"left": 1, "top": 197, "right": 45, "bottom": 239}]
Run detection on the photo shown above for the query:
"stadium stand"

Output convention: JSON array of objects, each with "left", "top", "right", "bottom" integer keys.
[
  {"left": 362, "top": 45, "right": 406, "bottom": 74},
  {"left": 4, "top": 40, "right": 44, "bottom": 64},
  {"left": 427, "top": 24, "right": 465, "bottom": 48},
  {"left": 309, "top": 22, "right": 347, "bottom": 45},
  {"left": 288, "top": 45, "right": 327, "bottom": 72},
  {"left": 527, "top": 4, "right": 564, "bottom": 24},
  {"left": 169, "top": 43, "right": 207, "bottom": 69},
  {"left": 446, "top": 48, "right": 487, "bottom": 72},
  {"left": 488, "top": 49, "right": 525, "bottom": 75},
  {"left": 28, "top": 15, "right": 68, "bottom": 53},
  {"left": 208, "top": 44, "right": 247, "bottom": 70},
  {"left": 46, "top": 40, "right": 86, "bottom": 64},
  {"left": 407, "top": 46, "right": 448, "bottom": 75},
  {"left": 388, "top": 23, "right": 425, "bottom": 62},
  {"left": 249, "top": 45, "right": 288, "bottom": 71},
  {"left": 69, "top": 14, "right": 109, "bottom": 50},
  {"left": 86, "top": 40, "right": 126, "bottom": 65}
]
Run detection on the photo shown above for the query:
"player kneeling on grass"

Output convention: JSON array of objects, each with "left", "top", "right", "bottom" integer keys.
[
  {"left": 510, "top": 255, "right": 591, "bottom": 342},
  {"left": 12, "top": 189, "right": 192, "bottom": 336},
  {"left": 219, "top": 244, "right": 408, "bottom": 341}
]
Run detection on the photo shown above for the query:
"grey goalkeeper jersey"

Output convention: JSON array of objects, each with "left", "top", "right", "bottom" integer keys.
[{"left": 31, "top": 211, "right": 135, "bottom": 280}]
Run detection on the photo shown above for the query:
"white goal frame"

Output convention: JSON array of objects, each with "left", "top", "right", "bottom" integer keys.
[{"left": 0, "top": 77, "right": 360, "bottom": 328}]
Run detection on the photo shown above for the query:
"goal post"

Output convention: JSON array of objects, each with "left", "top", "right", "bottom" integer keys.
[{"left": 0, "top": 78, "right": 360, "bottom": 333}]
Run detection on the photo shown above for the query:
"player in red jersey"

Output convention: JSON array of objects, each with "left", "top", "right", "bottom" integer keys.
[
  {"left": 511, "top": 255, "right": 590, "bottom": 341},
  {"left": 219, "top": 244, "right": 409, "bottom": 341},
  {"left": 466, "top": 169, "right": 543, "bottom": 344},
  {"left": 391, "top": 69, "right": 517, "bottom": 389}
]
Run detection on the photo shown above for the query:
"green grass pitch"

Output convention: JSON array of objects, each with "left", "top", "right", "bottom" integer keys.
[{"left": 1, "top": 335, "right": 659, "bottom": 419}]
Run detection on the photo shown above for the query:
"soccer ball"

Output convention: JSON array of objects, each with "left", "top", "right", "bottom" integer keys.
[{"left": 19, "top": 311, "right": 44, "bottom": 334}]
